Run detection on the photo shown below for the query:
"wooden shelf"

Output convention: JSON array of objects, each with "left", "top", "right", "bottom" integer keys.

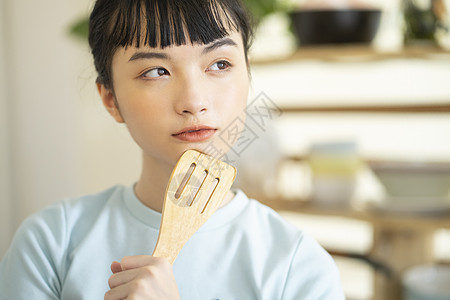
[
  {"left": 255, "top": 195, "right": 450, "bottom": 230},
  {"left": 279, "top": 102, "right": 450, "bottom": 114},
  {"left": 250, "top": 44, "right": 450, "bottom": 113},
  {"left": 250, "top": 44, "right": 450, "bottom": 65}
]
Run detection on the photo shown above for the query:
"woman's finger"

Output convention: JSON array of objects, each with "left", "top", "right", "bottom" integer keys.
[
  {"left": 120, "top": 255, "right": 167, "bottom": 271},
  {"left": 110, "top": 261, "right": 122, "bottom": 274},
  {"left": 108, "top": 268, "right": 137, "bottom": 289},
  {"left": 104, "top": 281, "right": 130, "bottom": 300}
]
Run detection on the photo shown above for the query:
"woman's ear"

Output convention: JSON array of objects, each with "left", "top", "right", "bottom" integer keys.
[{"left": 96, "top": 82, "right": 124, "bottom": 123}]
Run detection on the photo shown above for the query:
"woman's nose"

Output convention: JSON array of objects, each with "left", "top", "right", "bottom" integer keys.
[{"left": 174, "top": 77, "right": 209, "bottom": 116}]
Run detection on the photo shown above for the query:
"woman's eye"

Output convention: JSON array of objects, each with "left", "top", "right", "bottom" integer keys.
[
  {"left": 142, "top": 68, "right": 169, "bottom": 78},
  {"left": 208, "top": 60, "right": 231, "bottom": 71}
]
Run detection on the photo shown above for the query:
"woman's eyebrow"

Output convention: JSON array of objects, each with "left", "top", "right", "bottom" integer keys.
[
  {"left": 202, "top": 38, "right": 238, "bottom": 55},
  {"left": 128, "top": 37, "right": 237, "bottom": 62},
  {"left": 128, "top": 52, "right": 169, "bottom": 62}
]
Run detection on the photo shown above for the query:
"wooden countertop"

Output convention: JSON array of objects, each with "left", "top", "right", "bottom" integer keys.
[{"left": 253, "top": 194, "right": 450, "bottom": 230}]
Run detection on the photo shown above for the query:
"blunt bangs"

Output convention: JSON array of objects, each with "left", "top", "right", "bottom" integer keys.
[
  {"left": 114, "top": 0, "right": 237, "bottom": 48},
  {"left": 89, "top": 0, "right": 253, "bottom": 88}
]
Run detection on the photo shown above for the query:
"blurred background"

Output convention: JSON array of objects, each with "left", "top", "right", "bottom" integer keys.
[{"left": 1, "top": 0, "right": 450, "bottom": 299}]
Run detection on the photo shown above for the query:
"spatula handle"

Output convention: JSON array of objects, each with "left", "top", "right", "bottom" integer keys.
[
  {"left": 152, "top": 200, "right": 198, "bottom": 264},
  {"left": 152, "top": 244, "right": 178, "bottom": 265}
]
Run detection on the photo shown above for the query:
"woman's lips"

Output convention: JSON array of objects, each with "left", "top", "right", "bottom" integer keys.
[{"left": 172, "top": 126, "right": 217, "bottom": 142}]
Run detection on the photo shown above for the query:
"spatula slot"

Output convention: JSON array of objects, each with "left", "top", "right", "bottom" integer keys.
[
  {"left": 175, "top": 163, "right": 196, "bottom": 200},
  {"left": 184, "top": 170, "right": 208, "bottom": 207},
  {"left": 199, "top": 178, "right": 220, "bottom": 214}
]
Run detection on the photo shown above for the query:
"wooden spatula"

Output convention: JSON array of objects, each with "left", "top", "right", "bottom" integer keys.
[{"left": 152, "top": 149, "right": 236, "bottom": 264}]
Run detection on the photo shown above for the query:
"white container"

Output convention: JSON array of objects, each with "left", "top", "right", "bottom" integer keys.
[
  {"left": 369, "top": 161, "right": 450, "bottom": 199},
  {"left": 309, "top": 141, "right": 359, "bottom": 205},
  {"left": 403, "top": 264, "right": 450, "bottom": 300}
]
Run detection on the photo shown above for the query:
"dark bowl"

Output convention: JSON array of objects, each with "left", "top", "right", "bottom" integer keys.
[{"left": 290, "top": 9, "right": 382, "bottom": 45}]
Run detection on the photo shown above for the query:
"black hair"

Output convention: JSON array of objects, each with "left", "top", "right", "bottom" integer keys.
[{"left": 88, "top": 0, "right": 254, "bottom": 89}]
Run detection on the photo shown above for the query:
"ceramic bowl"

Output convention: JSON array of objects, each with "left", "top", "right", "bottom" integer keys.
[
  {"left": 368, "top": 160, "right": 450, "bottom": 199},
  {"left": 289, "top": 9, "right": 382, "bottom": 45},
  {"left": 403, "top": 264, "right": 450, "bottom": 300}
]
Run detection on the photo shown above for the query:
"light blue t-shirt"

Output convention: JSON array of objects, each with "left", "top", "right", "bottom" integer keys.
[{"left": 0, "top": 185, "right": 345, "bottom": 299}]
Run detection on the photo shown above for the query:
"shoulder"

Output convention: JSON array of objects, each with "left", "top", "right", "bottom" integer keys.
[
  {"left": 0, "top": 185, "right": 128, "bottom": 298},
  {"left": 18, "top": 185, "right": 125, "bottom": 238},
  {"left": 236, "top": 190, "right": 301, "bottom": 238},
  {"left": 283, "top": 232, "right": 345, "bottom": 299},
  {"left": 60, "top": 185, "right": 127, "bottom": 227},
  {"left": 236, "top": 191, "right": 345, "bottom": 299},
  {"left": 7, "top": 186, "right": 124, "bottom": 258},
  {"left": 230, "top": 191, "right": 306, "bottom": 264}
]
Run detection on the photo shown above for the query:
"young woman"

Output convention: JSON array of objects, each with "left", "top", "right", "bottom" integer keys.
[{"left": 0, "top": 0, "right": 345, "bottom": 299}]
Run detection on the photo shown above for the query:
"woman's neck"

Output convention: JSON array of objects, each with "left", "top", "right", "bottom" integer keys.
[{"left": 134, "top": 154, "right": 174, "bottom": 213}]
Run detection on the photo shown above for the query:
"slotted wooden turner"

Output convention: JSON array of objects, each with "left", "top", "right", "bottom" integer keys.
[{"left": 152, "top": 150, "right": 236, "bottom": 264}]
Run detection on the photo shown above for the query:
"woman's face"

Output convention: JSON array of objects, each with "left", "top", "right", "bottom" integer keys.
[{"left": 101, "top": 31, "right": 249, "bottom": 167}]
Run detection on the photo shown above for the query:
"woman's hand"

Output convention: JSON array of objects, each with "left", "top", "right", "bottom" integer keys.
[{"left": 105, "top": 255, "right": 181, "bottom": 300}]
